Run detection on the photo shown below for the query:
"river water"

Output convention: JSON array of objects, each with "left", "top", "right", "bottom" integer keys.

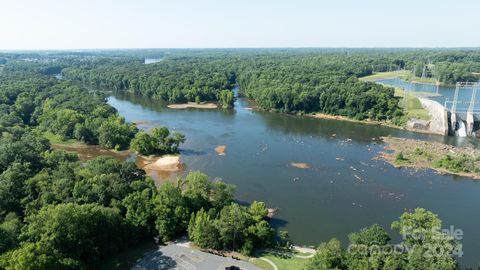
[{"left": 108, "top": 88, "right": 480, "bottom": 266}]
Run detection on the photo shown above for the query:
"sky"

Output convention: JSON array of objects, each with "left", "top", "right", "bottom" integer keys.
[{"left": 1, "top": 0, "right": 480, "bottom": 50}]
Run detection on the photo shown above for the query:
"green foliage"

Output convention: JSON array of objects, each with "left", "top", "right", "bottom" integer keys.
[
  {"left": 0, "top": 72, "right": 138, "bottom": 150},
  {"left": 188, "top": 202, "right": 274, "bottom": 256},
  {"left": 433, "top": 154, "right": 480, "bottom": 173},
  {"left": 395, "top": 152, "right": 406, "bottom": 162},
  {"left": 98, "top": 116, "right": 137, "bottom": 150},
  {"left": 63, "top": 55, "right": 236, "bottom": 103},
  {"left": 154, "top": 182, "right": 190, "bottom": 242},
  {"left": 0, "top": 54, "right": 277, "bottom": 269},
  {"left": 188, "top": 208, "right": 220, "bottom": 249},
  {"left": 154, "top": 171, "right": 236, "bottom": 243},
  {"left": 305, "top": 239, "right": 345, "bottom": 270},
  {"left": 4, "top": 203, "right": 129, "bottom": 269},
  {"left": 0, "top": 213, "right": 21, "bottom": 253},
  {"left": 391, "top": 208, "right": 458, "bottom": 270},
  {"left": 218, "top": 89, "right": 234, "bottom": 108},
  {"left": 130, "top": 127, "right": 185, "bottom": 155}
]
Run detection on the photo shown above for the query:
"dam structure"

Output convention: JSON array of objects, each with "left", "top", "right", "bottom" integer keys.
[{"left": 445, "top": 81, "right": 480, "bottom": 137}]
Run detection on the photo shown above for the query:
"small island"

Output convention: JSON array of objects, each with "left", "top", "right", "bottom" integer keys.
[{"left": 379, "top": 136, "right": 480, "bottom": 179}]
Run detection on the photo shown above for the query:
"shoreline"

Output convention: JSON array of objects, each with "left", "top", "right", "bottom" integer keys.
[
  {"left": 167, "top": 102, "right": 218, "bottom": 109},
  {"left": 52, "top": 142, "right": 183, "bottom": 183},
  {"left": 378, "top": 136, "right": 480, "bottom": 180}
]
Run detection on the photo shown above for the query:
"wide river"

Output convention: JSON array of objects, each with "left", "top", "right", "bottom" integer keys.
[{"left": 109, "top": 87, "right": 480, "bottom": 266}]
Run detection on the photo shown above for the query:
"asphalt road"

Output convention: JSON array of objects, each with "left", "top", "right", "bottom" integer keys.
[{"left": 132, "top": 244, "right": 262, "bottom": 270}]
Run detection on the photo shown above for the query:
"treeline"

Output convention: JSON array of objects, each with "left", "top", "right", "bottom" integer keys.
[
  {"left": 62, "top": 56, "right": 236, "bottom": 103},
  {"left": 61, "top": 51, "right": 404, "bottom": 120},
  {"left": 235, "top": 55, "right": 402, "bottom": 120},
  {"left": 44, "top": 49, "right": 480, "bottom": 120},
  {"left": 0, "top": 75, "right": 137, "bottom": 150}
]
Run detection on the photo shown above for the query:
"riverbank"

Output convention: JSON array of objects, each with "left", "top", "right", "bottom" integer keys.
[
  {"left": 167, "top": 102, "right": 218, "bottom": 109},
  {"left": 379, "top": 136, "right": 480, "bottom": 179},
  {"left": 307, "top": 112, "right": 395, "bottom": 127},
  {"left": 51, "top": 141, "right": 183, "bottom": 184}
]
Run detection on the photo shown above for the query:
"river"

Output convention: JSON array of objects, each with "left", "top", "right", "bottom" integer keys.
[{"left": 108, "top": 87, "right": 480, "bottom": 266}]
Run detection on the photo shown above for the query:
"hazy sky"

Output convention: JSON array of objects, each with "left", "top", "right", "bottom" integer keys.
[{"left": 1, "top": 0, "right": 479, "bottom": 50}]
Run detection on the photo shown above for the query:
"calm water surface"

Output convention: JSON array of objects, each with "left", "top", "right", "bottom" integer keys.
[{"left": 108, "top": 88, "right": 480, "bottom": 266}]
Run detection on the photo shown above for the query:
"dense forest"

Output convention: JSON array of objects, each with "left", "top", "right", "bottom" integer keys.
[
  {"left": 0, "top": 58, "right": 274, "bottom": 268},
  {"left": 0, "top": 49, "right": 477, "bottom": 269},
  {"left": 57, "top": 49, "right": 480, "bottom": 122}
]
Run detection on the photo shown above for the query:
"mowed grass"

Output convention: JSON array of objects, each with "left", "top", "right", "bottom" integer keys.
[
  {"left": 360, "top": 70, "right": 438, "bottom": 85},
  {"left": 394, "top": 88, "right": 430, "bottom": 121},
  {"left": 42, "top": 131, "right": 78, "bottom": 145},
  {"left": 250, "top": 258, "right": 275, "bottom": 270},
  {"left": 360, "top": 70, "right": 411, "bottom": 81},
  {"left": 254, "top": 249, "right": 311, "bottom": 270}
]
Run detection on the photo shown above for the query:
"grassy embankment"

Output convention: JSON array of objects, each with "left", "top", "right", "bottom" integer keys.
[
  {"left": 250, "top": 249, "right": 312, "bottom": 270},
  {"left": 360, "top": 70, "right": 439, "bottom": 85},
  {"left": 42, "top": 131, "right": 78, "bottom": 145},
  {"left": 394, "top": 87, "right": 430, "bottom": 123},
  {"left": 380, "top": 137, "right": 480, "bottom": 179}
]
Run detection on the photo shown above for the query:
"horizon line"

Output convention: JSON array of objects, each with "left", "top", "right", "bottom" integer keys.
[{"left": 2, "top": 46, "right": 480, "bottom": 52}]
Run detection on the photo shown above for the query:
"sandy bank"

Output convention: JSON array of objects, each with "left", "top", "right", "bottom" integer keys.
[
  {"left": 132, "top": 120, "right": 149, "bottom": 125},
  {"left": 308, "top": 113, "right": 392, "bottom": 127},
  {"left": 215, "top": 145, "right": 226, "bottom": 156},
  {"left": 167, "top": 102, "right": 218, "bottom": 109},
  {"left": 291, "top": 162, "right": 310, "bottom": 169},
  {"left": 143, "top": 155, "right": 183, "bottom": 171}
]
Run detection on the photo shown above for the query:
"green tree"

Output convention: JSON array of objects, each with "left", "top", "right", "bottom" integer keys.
[
  {"left": 0, "top": 213, "right": 21, "bottom": 253},
  {"left": 188, "top": 208, "right": 220, "bottom": 249},
  {"left": 215, "top": 203, "right": 248, "bottom": 252},
  {"left": 97, "top": 116, "right": 137, "bottom": 150},
  {"left": 391, "top": 208, "right": 459, "bottom": 270},
  {"left": 154, "top": 183, "right": 190, "bottom": 242},
  {"left": 345, "top": 224, "right": 391, "bottom": 270},
  {"left": 218, "top": 89, "right": 234, "bottom": 108},
  {"left": 19, "top": 203, "right": 129, "bottom": 268},
  {"left": 306, "top": 238, "right": 345, "bottom": 270},
  {"left": 130, "top": 127, "right": 185, "bottom": 155},
  {"left": 129, "top": 131, "right": 157, "bottom": 155}
]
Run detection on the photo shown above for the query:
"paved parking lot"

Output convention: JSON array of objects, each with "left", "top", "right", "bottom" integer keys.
[{"left": 133, "top": 244, "right": 261, "bottom": 270}]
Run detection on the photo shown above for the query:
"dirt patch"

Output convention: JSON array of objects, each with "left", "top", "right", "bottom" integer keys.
[
  {"left": 167, "top": 102, "right": 218, "bottom": 109},
  {"left": 291, "top": 162, "right": 310, "bottom": 169},
  {"left": 215, "top": 145, "right": 226, "bottom": 156}
]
